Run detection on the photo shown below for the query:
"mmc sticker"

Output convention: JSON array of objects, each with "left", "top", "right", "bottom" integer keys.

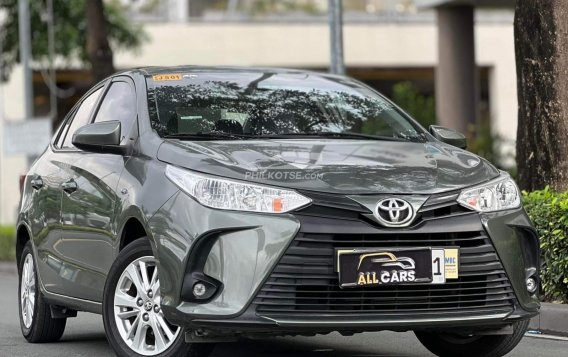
[
  {"left": 443, "top": 248, "right": 459, "bottom": 279},
  {"left": 356, "top": 252, "right": 417, "bottom": 285}
]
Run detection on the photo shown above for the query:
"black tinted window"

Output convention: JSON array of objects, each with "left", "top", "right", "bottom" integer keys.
[
  {"left": 54, "top": 108, "right": 76, "bottom": 148},
  {"left": 94, "top": 81, "right": 136, "bottom": 142},
  {"left": 62, "top": 87, "right": 103, "bottom": 148},
  {"left": 146, "top": 72, "right": 425, "bottom": 142}
]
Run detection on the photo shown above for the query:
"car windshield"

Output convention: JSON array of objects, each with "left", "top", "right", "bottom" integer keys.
[{"left": 145, "top": 71, "right": 427, "bottom": 142}]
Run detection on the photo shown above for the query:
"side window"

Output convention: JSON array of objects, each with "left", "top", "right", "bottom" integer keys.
[
  {"left": 54, "top": 108, "right": 76, "bottom": 148},
  {"left": 93, "top": 81, "right": 136, "bottom": 142},
  {"left": 61, "top": 87, "right": 103, "bottom": 148}
]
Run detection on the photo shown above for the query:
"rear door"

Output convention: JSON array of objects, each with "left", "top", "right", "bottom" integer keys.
[
  {"left": 58, "top": 77, "right": 138, "bottom": 302},
  {"left": 34, "top": 85, "right": 105, "bottom": 296},
  {"left": 27, "top": 140, "right": 69, "bottom": 293}
]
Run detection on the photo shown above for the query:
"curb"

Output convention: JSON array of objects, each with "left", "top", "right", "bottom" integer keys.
[{"left": 530, "top": 303, "right": 568, "bottom": 337}]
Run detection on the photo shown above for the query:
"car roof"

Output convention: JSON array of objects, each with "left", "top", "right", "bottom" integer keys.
[{"left": 121, "top": 65, "right": 344, "bottom": 80}]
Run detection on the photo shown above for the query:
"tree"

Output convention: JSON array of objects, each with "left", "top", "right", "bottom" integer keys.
[
  {"left": 86, "top": 0, "right": 114, "bottom": 81},
  {"left": 515, "top": 1, "right": 568, "bottom": 191},
  {"left": 0, "top": 0, "right": 145, "bottom": 81}
]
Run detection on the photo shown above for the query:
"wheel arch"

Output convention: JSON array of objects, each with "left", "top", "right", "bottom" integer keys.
[
  {"left": 16, "top": 223, "right": 32, "bottom": 269},
  {"left": 117, "top": 207, "right": 157, "bottom": 253}
]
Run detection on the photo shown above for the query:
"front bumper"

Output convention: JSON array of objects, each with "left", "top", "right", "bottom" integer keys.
[
  {"left": 183, "top": 302, "right": 535, "bottom": 336},
  {"left": 150, "top": 190, "right": 540, "bottom": 335}
]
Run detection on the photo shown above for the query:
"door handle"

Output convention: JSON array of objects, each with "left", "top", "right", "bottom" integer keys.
[
  {"left": 30, "top": 176, "right": 44, "bottom": 190},
  {"left": 62, "top": 179, "right": 78, "bottom": 194}
]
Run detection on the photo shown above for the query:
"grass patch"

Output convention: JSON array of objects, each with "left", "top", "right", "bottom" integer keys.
[{"left": 0, "top": 226, "right": 16, "bottom": 261}]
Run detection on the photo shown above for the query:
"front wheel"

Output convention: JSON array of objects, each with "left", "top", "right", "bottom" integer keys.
[
  {"left": 102, "top": 239, "right": 214, "bottom": 357},
  {"left": 415, "top": 319, "right": 529, "bottom": 357}
]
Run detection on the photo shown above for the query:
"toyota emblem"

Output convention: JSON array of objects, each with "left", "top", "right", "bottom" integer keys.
[{"left": 374, "top": 198, "right": 415, "bottom": 227}]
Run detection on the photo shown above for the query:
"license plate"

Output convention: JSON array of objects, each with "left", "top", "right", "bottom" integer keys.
[{"left": 336, "top": 247, "right": 459, "bottom": 288}]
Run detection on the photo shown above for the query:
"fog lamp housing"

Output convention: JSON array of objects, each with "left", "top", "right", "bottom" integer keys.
[
  {"left": 526, "top": 277, "right": 538, "bottom": 294},
  {"left": 181, "top": 272, "right": 221, "bottom": 303}
]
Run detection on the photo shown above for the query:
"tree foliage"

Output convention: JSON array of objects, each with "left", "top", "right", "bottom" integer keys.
[
  {"left": 391, "top": 81, "right": 436, "bottom": 128},
  {"left": 0, "top": 0, "right": 146, "bottom": 80}
]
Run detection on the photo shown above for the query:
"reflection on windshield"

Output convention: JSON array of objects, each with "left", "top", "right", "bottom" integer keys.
[{"left": 146, "top": 72, "right": 426, "bottom": 142}]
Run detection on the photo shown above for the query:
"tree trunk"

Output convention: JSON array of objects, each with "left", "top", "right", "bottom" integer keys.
[
  {"left": 515, "top": 0, "right": 568, "bottom": 191},
  {"left": 86, "top": 0, "right": 114, "bottom": 82}
]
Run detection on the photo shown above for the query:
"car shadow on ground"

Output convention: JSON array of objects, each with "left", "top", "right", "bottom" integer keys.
[
  {"left": 52, "top": 335, "right": 408, "bottom": 357},
  {"left": 60, "top": 332, "right": 108, "bottom": 343},
  {"left": 55, "top": 331, "right": 410, "bottom": 357},
  {"left": 211, "top": 337, "right": 408, "bottom": 357}
]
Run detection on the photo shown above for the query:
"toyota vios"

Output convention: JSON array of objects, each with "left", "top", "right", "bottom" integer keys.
[{"left": 17, "top": 66, "right": 539, "bottom": 357}]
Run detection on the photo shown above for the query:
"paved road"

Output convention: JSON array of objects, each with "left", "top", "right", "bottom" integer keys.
[{"left": 1, "top": 270, "right": 567, "bottom": 357}]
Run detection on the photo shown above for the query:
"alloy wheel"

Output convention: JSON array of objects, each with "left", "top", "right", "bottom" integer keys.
[
  {"left": 113, "top": 256, "right": 180, "bottom": 356},
  {"left": 20, "top": 253, "right": 36, "bottom": 329}
]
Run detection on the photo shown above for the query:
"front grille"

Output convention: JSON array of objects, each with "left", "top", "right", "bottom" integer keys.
[
  {"left": 419, "top": 192, "right": 473, "bottom": 220},
  {"left": 254, "top": 211, "right": 516, "bottom": 317}
]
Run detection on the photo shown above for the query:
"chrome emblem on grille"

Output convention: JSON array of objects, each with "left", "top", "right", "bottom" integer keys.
[{"left": 374, "top": 198, "right": 415, "bottom": 227}]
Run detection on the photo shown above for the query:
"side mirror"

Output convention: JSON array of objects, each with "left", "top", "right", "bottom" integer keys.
[
  {"left": 429, "top": 125, "right": 467, "bottom": 149},
  {"left": 72, "top": 121, "right": 126, "bottom": 154}
]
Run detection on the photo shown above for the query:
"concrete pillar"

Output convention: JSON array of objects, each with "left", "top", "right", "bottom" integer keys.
[
  {"left": 435, "top": 6, "right": 479, "bottom": 134},
  {"left": 168, "top": 0, "right": 189, "bottom": 23}
]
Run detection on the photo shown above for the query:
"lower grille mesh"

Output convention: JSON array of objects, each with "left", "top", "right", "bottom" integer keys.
[{"left": 254, "top": 230, "right": 515, "bottom": 317}]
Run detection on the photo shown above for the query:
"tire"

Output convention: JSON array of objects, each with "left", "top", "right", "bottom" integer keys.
[
  {"left": 415, "top": 319, "right": 530, "bottom": 357},
  {"left": 102, "top": 238, "right": 215, "bottom": 357},
  {"left": 18, "top": 241, "right": 67, "bottom": 343}
]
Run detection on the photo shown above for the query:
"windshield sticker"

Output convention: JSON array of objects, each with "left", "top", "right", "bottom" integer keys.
[{"left": 152, "top": 74, "right": 182, "bottom": 81}]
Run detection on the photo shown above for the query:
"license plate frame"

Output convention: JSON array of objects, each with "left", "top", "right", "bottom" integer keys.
[{"left": 335, "top": 247, "right": 459, "bottom": 288}]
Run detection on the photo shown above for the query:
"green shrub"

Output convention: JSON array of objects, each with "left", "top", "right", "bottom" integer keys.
[
  {"left": 0, "top": 226, "right": 16, "bottom": 261},
  {"left": 391, "top": 81, "right": 436, "bottom": 128},
  {"left": 523, "top": 187, "right": 568, "bottom": 303}
]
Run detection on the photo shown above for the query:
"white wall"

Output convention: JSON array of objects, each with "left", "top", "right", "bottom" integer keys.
[
  {"left": 0, "top": 66, "right": 28, "bottom": 225},
  {"left": 115, "top": 23, "right": 438, "bottom": 67},
  {"left": 476, "top": 24, "right": 517, "bottom": 164}
]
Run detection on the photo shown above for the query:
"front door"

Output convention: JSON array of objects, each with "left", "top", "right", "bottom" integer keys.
[
  {"left": 59, "top": 77, "right": 138, "bottom": 302},
  {"left": 58, "top": 154, "right": 124, "bottom": 301}
]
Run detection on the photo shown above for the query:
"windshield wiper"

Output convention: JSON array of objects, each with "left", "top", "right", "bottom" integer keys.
[
  {"left": 164, "top": 132, "right": 252, "bottom": 140},
  {"left": 256, "top": 131, "right": 407, "bottom": 141},
  {"left": 164, "top": 131, "right": 427, "bottom": 143},
  {"left": 395, "top": 131, "right": 429, "bottom": 143}
]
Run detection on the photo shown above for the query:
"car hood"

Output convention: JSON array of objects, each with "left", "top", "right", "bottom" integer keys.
[{"left": 157, "top": 139, "right": 500, "bottom": 194}]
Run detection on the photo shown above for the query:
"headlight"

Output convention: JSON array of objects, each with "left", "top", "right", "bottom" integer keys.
[
  {"left": 457, "top": 175, "right": 521, "bottom": 212},
  {"left": 165, "top": 165, "right": 311, "bottom": 213}
]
